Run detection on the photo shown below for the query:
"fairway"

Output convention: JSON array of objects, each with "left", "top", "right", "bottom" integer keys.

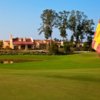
[{"left": 0, "top": 52, "right": 100, "bottom": 100}]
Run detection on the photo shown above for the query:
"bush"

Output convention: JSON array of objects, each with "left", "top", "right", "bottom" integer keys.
[
  {"left": 83, "top": 42, "right": 91, "bottom": 51},
  {"left": 48, "top": 42, "right": 59, "bottom": 55},
  {"left": 58, "top": 42, "right": 73, "bottom": 55},
  {"left": 63, "top": 42, "right": 72, "bottom": 54}
]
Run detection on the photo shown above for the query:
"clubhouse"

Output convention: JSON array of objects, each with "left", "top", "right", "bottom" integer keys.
[{"left": 3, "top": 35, "right": 61, "bottom": 50}]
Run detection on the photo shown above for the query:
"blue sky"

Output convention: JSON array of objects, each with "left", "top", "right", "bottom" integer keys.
[{"left": 0, "top": 0, "right": 100, "bottom": 40}]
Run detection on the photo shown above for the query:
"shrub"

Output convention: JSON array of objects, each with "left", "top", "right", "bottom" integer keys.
[{"left": 48, "top": 42, "right": 59, "bottom": 55}]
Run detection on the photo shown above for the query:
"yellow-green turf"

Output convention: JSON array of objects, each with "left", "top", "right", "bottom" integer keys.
[{"left": 0, "top": 52, "right": 100, "bottom": 100}]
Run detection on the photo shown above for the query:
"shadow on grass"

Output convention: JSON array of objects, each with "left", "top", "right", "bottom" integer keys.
[{"left": 45, "top": 75, "right": 100, "bottom": 82}]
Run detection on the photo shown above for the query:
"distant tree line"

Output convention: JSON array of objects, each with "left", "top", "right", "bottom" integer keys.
[
  {"left": 39, "top": 9, "right": 95, "bottom": 54},
  {"left": 0, "top": 9, "right": 95, "bottom": 55}
]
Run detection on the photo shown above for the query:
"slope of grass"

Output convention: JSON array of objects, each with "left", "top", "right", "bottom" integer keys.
[
  {"left": 0, "top": 52, "right": 100, "bottom": 100},
  {"left": 0, "top": 52, "right": 100, "bottom": 69}
]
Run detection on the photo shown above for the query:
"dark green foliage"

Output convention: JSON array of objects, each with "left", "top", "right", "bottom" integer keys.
[
  {"left": 59, "top": 42, "right": 72, "bottom": 54},
  {"left": 39, "top": 9, "right": 57, "bottom": 39},
  {"left": 69, "top": 10, "right": 94, "bottom": 44},
  {"left": 70, "top": 35, "right": 74, "bottom": 42},
  {"left": 82, "top": 42, "right": 90, "bottom": 51},
  {"left": 39, "top": 9, "right": 95, "bottom": 54},
  {"left": 0, "top": 50, "right": 48, "bottom": 55},
  {"left": 83, "top": 42, "right": 93, "bottom": 51},
  {"left": 48, "top": 42, "right": 59, "bottom": 55},
  {"left": 0, "top": 41, "right": 3, "bottom": 49},
  {"left": 56, "top": 11, "right": 70, "bottom": 40},
  {"left": 63, "top": 41, "right": 71, "bottom": 54}
]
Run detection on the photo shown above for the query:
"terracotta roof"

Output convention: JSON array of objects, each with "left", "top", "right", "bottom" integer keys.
[
  {"left": 13, "top": 42, "right": 33, "bottom": 45},
  {"left": 4, "top": 40, "right": 10, "bottom": 43},
  {"left": 33, "top": 40, "right": 52, "bottom": 43},
  {"left": 13, "top": 38, "right": 32, "bottom": 42}
]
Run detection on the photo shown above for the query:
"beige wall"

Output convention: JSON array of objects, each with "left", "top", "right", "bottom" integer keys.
[{"left": 3, "top": 41, "right": 10, "bottom": 49}]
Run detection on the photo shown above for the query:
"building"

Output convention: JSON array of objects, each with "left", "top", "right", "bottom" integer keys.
[
  {"left": 3, "top": 35, "right": 34, "bottom": 50},
  {"left": 3, "top": 40, "right": 10, "bottom": 49},
  {"left": 33, "top": 40, "right": 50, "bottom": 49},
  {"left": 3, "top": 35, "right": 62, "bottom": 50}
]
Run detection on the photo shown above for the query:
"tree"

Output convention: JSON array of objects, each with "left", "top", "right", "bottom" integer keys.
[
  {"left": 68, "top": 10, "right": 76, "bottom": 42},
  {"left": 83, "top": 19, "right": 94, "bottom": 50},
  {"left": 68, "top": 10, "right": 94, "bottom": 51},
  {"left": 39, "top": 9, "right": 58, "bottom": 54},
  {"left": 69, "top": 10, "right": 94, "bottom": 50},
  {"left": 83, "top": 19, "right": 94, "bottom": 42},
  {"left": 70, "top": 35, "right": 74, "bottom": 42},
  {"left": 56, "top": 11, "right": 70, "bottom": 41},
  {"left": 0, "top": 41, "right": 3, "bottom": 49},
  {"left": 39, "top": 9, "right": 57, "bottom": 40},
  {"left": 38, "top": 9, "right": 95, "bottom": 53}
]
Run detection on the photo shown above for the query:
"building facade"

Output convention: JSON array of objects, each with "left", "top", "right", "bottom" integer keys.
[
  {"left": 3, "top": 35, "right": 34, "bottom": 50},
  {"left": 3, "top": 35, "right": 62, "bottom": 50}
]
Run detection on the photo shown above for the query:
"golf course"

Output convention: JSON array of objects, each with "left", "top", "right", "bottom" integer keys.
[{"left": 0, "top": 52, "right": 100, "bottom": 100}]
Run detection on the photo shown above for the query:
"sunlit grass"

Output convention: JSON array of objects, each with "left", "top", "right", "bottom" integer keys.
[{"left": 0, "top": 52, "right": 100, "bottom": 100}]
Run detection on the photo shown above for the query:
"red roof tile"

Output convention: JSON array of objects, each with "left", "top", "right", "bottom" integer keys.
[{"left": 13, "top": 42, "right": 33, "bottom": 45}]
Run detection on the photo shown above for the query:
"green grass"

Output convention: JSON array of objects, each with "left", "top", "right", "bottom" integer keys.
[{"left": 0, "top": 52, "right": 100, "bottom": 100}]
